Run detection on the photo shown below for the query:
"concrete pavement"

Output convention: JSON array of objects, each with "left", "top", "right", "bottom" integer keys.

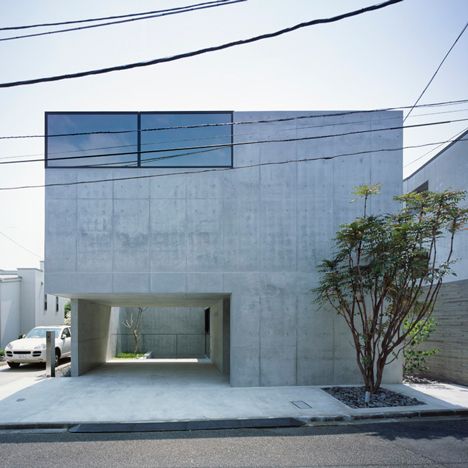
[{"left": 0, "top": 360, "right": 467, "bottom": 427}]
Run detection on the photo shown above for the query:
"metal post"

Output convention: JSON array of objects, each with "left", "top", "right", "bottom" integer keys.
[{"left": 46, "top": 330, "right": 55, "bottom": 377}]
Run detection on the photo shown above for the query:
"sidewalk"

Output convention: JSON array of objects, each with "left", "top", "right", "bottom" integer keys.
[{"left": 0, "top": 360, "right": 467, "bottom": 430}]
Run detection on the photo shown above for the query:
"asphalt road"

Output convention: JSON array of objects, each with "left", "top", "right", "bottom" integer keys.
[{"left": 0, "top": 417, "right": 467, "bottom": 467}]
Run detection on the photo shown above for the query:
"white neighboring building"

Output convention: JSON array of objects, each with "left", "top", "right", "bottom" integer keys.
[
  {"left": 404, "top": 130, "right": 468, "bottom": 385},
  {"left": 0, "top": 262, "right": 68, "bottom": 348}
]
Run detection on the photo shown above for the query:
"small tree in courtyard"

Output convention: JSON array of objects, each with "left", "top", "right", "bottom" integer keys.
[
  {"left": 122, "top": 307, "right": 147, "bottom": 355},
  {"left": 316, "top": 185, "right": 467, "bottom": 393}
]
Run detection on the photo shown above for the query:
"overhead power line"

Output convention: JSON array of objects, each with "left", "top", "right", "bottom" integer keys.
[
  {"left": 0, "top": 0, "right": 240, "bottom": 31},
  {"left": 4, "top": 103, "right": 468, "bottom": 162},
  {"left": 404, "top": 125, "right": 468, "bottom": 168},
  {"left": 0, "top": 230, "right": 42, "bottom": 257},
  {"left": 1, "top": 97, "right": 465, "bottom": 141},
  {"left": 0, "top": 0, "right": 403, "bottom": 88},
  {"left": 1, "top": 136, "right": 466, "bottom": 192},
  {"left": 2, "top": 117, "right": 467, "bottom": 167},
  {"left": 404, "top": 21, "right": 468, "bottom": 123},
  {"left": 0, "top": 0, "right": 246, "bottom": 43}
]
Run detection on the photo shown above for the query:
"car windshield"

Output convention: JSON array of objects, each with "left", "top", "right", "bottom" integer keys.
[{"left": 25, "top": 328, "right": 62, "bottom": 339}]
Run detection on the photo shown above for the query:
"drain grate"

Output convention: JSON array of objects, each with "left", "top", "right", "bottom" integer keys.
[{"left": 291, "top": 400, "right": 312, "bottom": 409}]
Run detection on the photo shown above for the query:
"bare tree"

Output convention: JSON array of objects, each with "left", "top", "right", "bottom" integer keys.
[{"left": 122, "top": 307, "right": 147, "bottom": 355}]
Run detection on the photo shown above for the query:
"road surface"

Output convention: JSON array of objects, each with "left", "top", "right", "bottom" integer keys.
[{"left": 0, "top": 417, "right": 467, "bottom": 467}]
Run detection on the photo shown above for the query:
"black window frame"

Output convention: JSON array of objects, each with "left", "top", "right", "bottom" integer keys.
[
  {"left": 45, "top": 111, "right": 234, "bottom": 169},
  {"left": 414, "top": 181, "right": 429, "bottom": 193}
]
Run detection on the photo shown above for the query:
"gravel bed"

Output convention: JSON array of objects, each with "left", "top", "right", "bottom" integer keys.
[
  {"left": 403, "top": 374, "right": 440, "bottom": 385},
  {"left": 323, "top": 386, "right": 425, "bottom": 409}
]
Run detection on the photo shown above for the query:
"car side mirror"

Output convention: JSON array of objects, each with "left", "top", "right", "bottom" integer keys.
[
  {"left": 18, "top": 334, "right": 26, "bottom": 339},
  {"left": 61, "top": 334, "right": 66, "bottom": 340}
]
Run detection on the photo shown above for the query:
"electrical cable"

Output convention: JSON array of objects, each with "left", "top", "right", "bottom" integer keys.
[
  {"left": 0, "top": 230, "right": 42, "bottom": 257},
  {"left": 1, "top": 102, "right": 467, "bottom": 162},
  {"left": 0, "top": 0, "right": 246, "bottom": 43},
  {"left": 0, "top": 0, "right": 237, "bottom": 31},
  {"left": 404, "top": 126, "right": 468, "bottom": 168},
  {"left": 1, "top": 116, "right": 467, "bottom": 166},
  {"left": 0, "top": 0, "right": 403, "bottom": 88},
  {"left": 1, "top": 137, "right": 466, "bottom": 192},
  {"left": 1, "top": 97, "right": 466, "bottom": 141},
  {"left": 404, "top": 21, "right": 468, "bottom": 122}
]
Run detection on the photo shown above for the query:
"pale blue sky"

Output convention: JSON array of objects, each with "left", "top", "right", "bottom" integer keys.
[{"left": 0, "top": 0, "right": 467, "bottom": 268}]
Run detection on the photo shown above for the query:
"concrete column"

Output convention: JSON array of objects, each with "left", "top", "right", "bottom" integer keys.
[
  {"left": 210, "top": 298, "right": 230, "bottom": 376},
  {"left": 71, "top": 299, "right": 111, "bottom": 376}
]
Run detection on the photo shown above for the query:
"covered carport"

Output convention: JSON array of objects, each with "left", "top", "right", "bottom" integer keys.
[{"left": 69, "top": 293, "right": 230, "bottom": 383}]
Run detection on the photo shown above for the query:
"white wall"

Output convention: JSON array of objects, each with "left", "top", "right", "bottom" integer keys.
[
  {"left": 404, "top": 132, "right": 468, "bottom": 282},
  {"left": 0, "top": 280, "right": 21, "bottom": 348}
]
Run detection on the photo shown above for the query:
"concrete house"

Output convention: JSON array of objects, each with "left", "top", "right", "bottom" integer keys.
[
  {"left": 0, "top": 262, "right": 67, "bottom": 348},
  {"left": 404, "top": 129, "right": 468, "bottom": 385},
  {"left": 45, "top": 110, "right": 403, "bottom": 385}
]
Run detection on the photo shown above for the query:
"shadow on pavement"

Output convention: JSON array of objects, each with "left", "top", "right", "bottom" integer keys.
[{"left": 0, "top": 358, "right": 71, "bottom": 373}]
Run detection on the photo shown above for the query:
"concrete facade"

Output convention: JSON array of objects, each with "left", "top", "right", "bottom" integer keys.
[
  {"left": 404, "top": 130, "right": 468, "bottom": 385},
  {"left": 45, "top": 110, "right": 403, "bottom": 385},
  {"left": 71, "top": 299, "right": 112, "bottom": 376},
  {"left": 0, "top": 265, "right": 67, "bottom": 348}
]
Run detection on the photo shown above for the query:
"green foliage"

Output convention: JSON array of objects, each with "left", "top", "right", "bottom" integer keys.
[
  {"left": 0, "top": 348, "right": 4, "bottom": 358},
  {"left": 316, "top": 185, "right": 467, "bottom": 393},
  {"left": 64, "top": 301, "right": 71, "bottom": 325},
  {"left": 353, "top": 183, "right": 382, "bottom": 198},
  {"left": 403, "top": 318, "right": 439, "bottom": 374},
  {"left": 115, "top": 352, "right": 145, "bottom": 359}
]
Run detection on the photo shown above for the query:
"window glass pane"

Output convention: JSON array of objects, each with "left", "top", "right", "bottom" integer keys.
[
  {"left": 46, "top": 113, "right": 138, "bottom": 167},
  {"left": 140, "top": 113, "right": 232, "bottom": 167}
]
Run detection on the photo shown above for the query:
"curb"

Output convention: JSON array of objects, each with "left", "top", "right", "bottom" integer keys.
[
  {"left": 0, "top": 409, "right": 467, "bottom": 433},
  {"left": 307, "top": 408, "right": 468, "bottom": 423},
  {"left": 69, "top": 417, "right": 305, "bottom": 433},
  {"left": 0, "top": 418, "right": 305, "bottom": 433}
]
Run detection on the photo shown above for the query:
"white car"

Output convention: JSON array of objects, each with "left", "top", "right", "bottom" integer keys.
[{"left": 4, "top": 325, "right": 71, "bottom": 369}]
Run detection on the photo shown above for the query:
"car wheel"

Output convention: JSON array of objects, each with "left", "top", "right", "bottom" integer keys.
[
  {"left": 7, "top": 362, "right": 20, "bottom": 369},
  {"left": 54, "top": 349, "right": 60, "bottom": 367}
]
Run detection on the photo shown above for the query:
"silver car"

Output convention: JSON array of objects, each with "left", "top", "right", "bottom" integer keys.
[{"left": 4, "top": 325, "right": 71, "bottom": 369}]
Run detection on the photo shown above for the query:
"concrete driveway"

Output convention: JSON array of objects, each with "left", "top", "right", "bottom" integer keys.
[{"left": 0, "top": 359, "right": 467, "bottom": 426}]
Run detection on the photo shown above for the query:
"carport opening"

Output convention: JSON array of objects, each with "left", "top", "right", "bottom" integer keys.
[{"left": 70, "top": 294, "right": 230, "bottom": 384}]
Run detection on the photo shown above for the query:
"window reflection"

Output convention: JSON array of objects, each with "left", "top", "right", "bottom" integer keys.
[
  {"left": 45, "top": 112, "right": 233, "bottom": 168},
  {"left": 46, "top": 113, "right": 138, "bottom": 167},
  {"left": 140, "top": 113, "right": 232, "bottom": 167}
]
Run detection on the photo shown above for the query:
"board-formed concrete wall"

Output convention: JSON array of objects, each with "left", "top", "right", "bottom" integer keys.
[
  {"left": 421, "top": 279, "right": 468, "bottom": 385},
  {"left": 46, "top": 110, "right": 403, "bottom": 385},
  {"left": 115, "top": 306, "right": 207, "bottom": 358}
]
